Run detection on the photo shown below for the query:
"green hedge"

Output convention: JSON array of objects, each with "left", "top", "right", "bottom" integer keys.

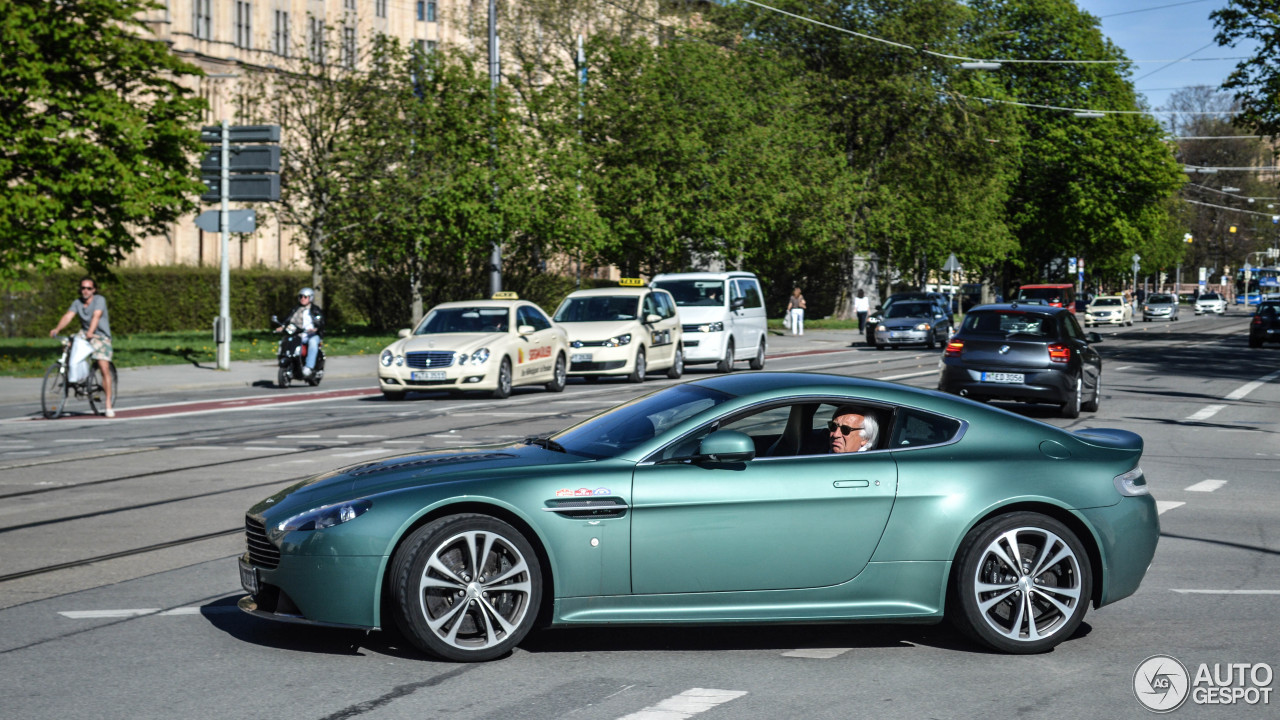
[{"left": 0, "top": 267, "right": 358, "bottom": 337}]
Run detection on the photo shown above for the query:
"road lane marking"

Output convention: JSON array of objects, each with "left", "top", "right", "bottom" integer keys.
[
  {"left": 338, "top": 434, "right": 384, "bottom": 438},
  {"left": 881, "top": 369, "right": 936, "bottom": 381},
  {"left": 1114, "top": 366, "right": 1133, "bottom": 371},
  {"left": 1224, "top": 368, "right": 1280, "bottom": 400},
  {"left": 782, "top": 648, "right": 852, "bottom": 659},
  {"left": 1171, "top": 589, "right": 1280, "bottom": 595},
  {"left": 1185, "top": 479, "right": 1227, "bottom": 492},
  {"left": 618, "top": 689, "right": 748, "bottom": 720},
  {"left": 60, "top": 607, "right": 240, "bottom": 619},
  {"left": 277, "top": 434, "right": 320, "bottom": 439},
  {"left": 1156, "top": 501, "right": 1185, "bottom": 515},
  {"left": 54, "top": 438, "right": 102, "bottom": 443},
  {"left": 382, "top": 440, "right": 424, "bottom": 444},
  {"left": 330, "top": 449, "right": 391, "bottom": 458},
  {"left": 1186, "top": 405, "right": 1225, "bottom": 421}
]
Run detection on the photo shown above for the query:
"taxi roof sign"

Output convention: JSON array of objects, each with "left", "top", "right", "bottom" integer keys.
[
  {"left": 618, "top": 278, "right": 646, "bottom": 287},
  {"left": 491, "top": 291, "right": 519, "bottom": 300}
]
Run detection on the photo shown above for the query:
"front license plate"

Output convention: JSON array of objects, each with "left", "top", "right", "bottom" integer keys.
[
  {"left": 889, "top": 331, "right": 901, "bottom": 338},
  {"left": 571, "top": 353, "right": 593, "bottom": 363},
  {"left": 239, "top": 560, "right": 260, "bottom": 595},
  {"left": 982, "top": 372, "right": 1024, "bottom": 384},
  {"left": 411, "top": 370, "right": 446, "bottom": 381}
]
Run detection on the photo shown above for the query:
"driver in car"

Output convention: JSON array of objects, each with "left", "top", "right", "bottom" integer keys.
[{"left": 828, "top": 406, "right": 879, "bottom": 453}]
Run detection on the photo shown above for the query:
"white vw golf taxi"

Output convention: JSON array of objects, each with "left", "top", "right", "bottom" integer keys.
[
  {"left": 552, "top": 281, "right": 683, "bottom": 382},
  {"left": 377, "top": 293, "right": 569, "bottom": 400}
]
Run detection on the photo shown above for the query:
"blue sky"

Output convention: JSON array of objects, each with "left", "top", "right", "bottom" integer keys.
[{"left": 1074, "top": 0, "right": 1254, "bottom": 111}]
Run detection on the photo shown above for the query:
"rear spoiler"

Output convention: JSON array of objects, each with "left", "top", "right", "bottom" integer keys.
[{"left": 1073, "top": 428, "right": 1143, "bottom": 453}]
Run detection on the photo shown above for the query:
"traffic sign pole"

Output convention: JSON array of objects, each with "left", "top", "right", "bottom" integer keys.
[{"left": 218, "top": 119, "right": 231, "bottom": 371}]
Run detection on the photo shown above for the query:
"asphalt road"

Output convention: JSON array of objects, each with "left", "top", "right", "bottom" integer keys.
[{"left": 0, "top": 312, "right": 1276, "bottom": 719}]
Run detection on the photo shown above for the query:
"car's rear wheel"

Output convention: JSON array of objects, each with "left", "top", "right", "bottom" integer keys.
[
  {"left": 491, "top": 358, "right": 512, "bottom": 399},
  {"left": 749, "top": 340, "right": 765, "bottom": 370},
  {"left": 545, "top": 353, "right": 567, "bottom": 392},
  {"left": 716, "top": 340, "right": 735, "bottom": 373},
  {"left": 1061, "top": 377, "right": 1081, "bottom": 418},
  {"left": 950, "top": 512, "right": 1092, "bottom": 654},
  {"left": 1081, "top": 375, "right": 1100, "bottom": 412},
  {"left": 666, "top": 346, "right": 684, "bottom": 379},
  {"left": 390, "top": 514, "right": 542, "bottom": 662},
  {"left": 628, "top": 347, "right": 647, "bottom": 383}
]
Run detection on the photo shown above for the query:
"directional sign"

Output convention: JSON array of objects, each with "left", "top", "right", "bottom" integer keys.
[
  {"left": 942, "top": 253, "right": 962, "bottom": 272},
  {"left": 195, "top": 209, "right": 256, "bottom": 233},
  {"left": 200, "top": 146, "right": 280, "bottom": 173},
  {"left": 201, "top": 125, "right": 281, "bottom": 143},
  {"left": 1068, "top": 257, "right": 1077, "bottom": 273},
  {"left": 200, "top": 175, "right": 280, "bottom": 202}
]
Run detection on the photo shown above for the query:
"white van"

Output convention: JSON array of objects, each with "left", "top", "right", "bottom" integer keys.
[{"left": 651, "top": 271, "right": 768, "bottom": 372}]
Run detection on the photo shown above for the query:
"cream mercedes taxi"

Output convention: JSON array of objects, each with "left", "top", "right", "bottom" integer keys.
[
  {"left": 377, "top": 293, "right": 569, "bottom": 400},
  {"left": 551, "top": 281, "right": 683, "bottom": 382}
]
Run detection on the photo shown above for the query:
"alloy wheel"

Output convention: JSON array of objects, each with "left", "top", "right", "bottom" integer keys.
[
  {"left": 971, "top": 526, "right": 1084, "bottom": 644},
  {"left": 415, "top": 529, "right": 535, "bottom": 654}
]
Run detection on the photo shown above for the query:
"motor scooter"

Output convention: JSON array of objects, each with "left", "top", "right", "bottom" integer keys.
[{"left": 272, "top": 316, "right": 325, "bottom": 388}]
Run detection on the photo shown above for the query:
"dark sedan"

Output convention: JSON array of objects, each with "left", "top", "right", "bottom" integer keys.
[
  {"left": 938, "top": 304, "right": 1102, "bottom": 418},
  {"left": 872, "top": 300, "right": 952, "bottom": 349},
  {"left": 864, "top": 292, "right": 951, "bottom": 346},
  {"left": 1249, "top": 301, "right": 1280, "bottom": 348}
]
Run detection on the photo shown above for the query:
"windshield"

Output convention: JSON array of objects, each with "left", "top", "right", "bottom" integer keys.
[
  {"left": 652, "top": 280, "right": 724, "bottom": 307},
  {"left": 1148, "top": 294, "right": 1175, "bottom": 304},
  {"left": 551, "top": 384, "right": 734, "bottom": 458},
  {"left": 1200, "top": 293, "right": 1221, "bottom": 301},
  {"left": 885, "top": 302, "right": 933, "bottom": 319},
  {"left": 415, "top": 307, "right": 509, "bottom": 334},
  {"left": 962, "top": 311, "right": 1055, "bottom": 338},
  {"left": 553, "top": 296, "right": 639, "bottom": 323},
  {"left": 1092, "top": 298, "right": 1122, "bottom": 306}
]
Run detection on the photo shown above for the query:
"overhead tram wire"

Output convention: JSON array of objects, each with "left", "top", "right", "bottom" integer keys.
[{"left": 1183, "top": 198, "right": 1280, "bottom": 218}]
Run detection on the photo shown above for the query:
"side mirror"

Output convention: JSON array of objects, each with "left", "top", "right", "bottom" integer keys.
[
  {"left": 397, "top": 328, "right": 412, "bottom": 339},
  {"left": 645, "top": 313, "right": 662, "bottom": 324},
  {"left": 518, "top": 324, "right": 536, "bottom": 335},
  {"left": 730, "top": 297, "right": 745, "bottom": 310},
  {"left": 1086, "top": 332, "right": 1102, "bottom": 344},
  {"left": 697, "top": 430, "right": 755, "bottom": 463}
]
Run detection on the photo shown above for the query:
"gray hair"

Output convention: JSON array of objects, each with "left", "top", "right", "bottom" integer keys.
[{"left": 832, "top": 406, "right": 879, "bottom": 448}]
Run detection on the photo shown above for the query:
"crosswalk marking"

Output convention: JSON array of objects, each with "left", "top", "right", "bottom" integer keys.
[
  {"left": 1156, "top": 501, "right": 1185, "bottom": 515},
  {"left": 782, "top": 648, "right": 852, "bottom": 659},
  {"left": 1185, "top": 479, "right": 1227, "bottom": 493},
  {"left": 618, "top": 689, "right": 748, "bottom": 720},
  {"left": 1186, "top": 404, "right": 1224, "bottom": 421},
  {"left": 1172, "top": 589, "right": 1280, "bottom": 595}
]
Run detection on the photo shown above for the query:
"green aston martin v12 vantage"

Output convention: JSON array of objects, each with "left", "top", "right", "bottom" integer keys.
[{"left": 239, "top": 372, "right": 1158, "bottom": 660}]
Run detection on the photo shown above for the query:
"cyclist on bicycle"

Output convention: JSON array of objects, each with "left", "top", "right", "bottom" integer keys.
[{"left": 49, "top": 276, "right": 115, "bottom": 417}]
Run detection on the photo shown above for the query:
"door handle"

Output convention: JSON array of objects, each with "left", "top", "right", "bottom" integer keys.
[{"left": 833, "top": 480, "right": 870, "bottom": 488}]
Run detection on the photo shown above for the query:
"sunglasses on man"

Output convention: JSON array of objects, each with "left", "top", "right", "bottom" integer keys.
[{"left": 827, "top": 421, "right": 863, "bottom": 436}]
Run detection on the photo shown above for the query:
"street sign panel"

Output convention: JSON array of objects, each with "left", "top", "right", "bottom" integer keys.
[
  {"left": 942, "top": 253, "right": 962, "bottom": 272},
  {"left": 200, "top": 146, "right": 280, "bottom": 173},
  {"left": 195, "top": 209, "right": 256, "bottom": 233},
  {"left": 1068, "top": 257, "right": 1077, "bottom": 273},
  {"left": 200, "top": 175, "right": 280, "bottom": 202},
  {"left": 201, "top": 125, "right": 281, "bottom": 143}
]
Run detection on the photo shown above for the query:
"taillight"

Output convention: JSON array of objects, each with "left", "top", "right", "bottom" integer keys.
[
  {"left": 944, "top": 340, "right": 964, "bottom": 357},
  {"left": 1048, "top": 343, "right": 1071, "bottom": 363},
  {"left": 1253, "top": 317, "right": 1264, "bottom": 326}
]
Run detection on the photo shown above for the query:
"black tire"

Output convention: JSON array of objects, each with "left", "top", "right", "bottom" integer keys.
[
  {"left": 949, "top": 512, "right": 1092, "bottom": 654},
  {"left": 389, "top": 514, "right": 542, "bottom": 662},
  {"left": 87, "top": 362, "right": 117, "bottom": 416},
  {"left": 666, "top": 346, "right": 684, "bottom": 379},
  {"left": 876, "top": 342, "right": 886, "bottom": 351},
  {"left": 307, "top": 373, "right": 321, "bottom": 387},
  {"left": 628, "top": 347, "right": 647, "bottom": 383},
  {"left": 41, "top": 363, "right": 68, "bottom": 419},
  {"left": 1081, "top": 374, "right": 1100, "bottom": 413},
  {"left": 382, "top": 390, "right": 406, "bottom": 401},
  {"left": 749, "top": 340, "right": 765, "bottom": 370},
  {"left": 926, "top": 331, "right": 937, "bottom": 350},
  {"left": 491, "top": 357, "right": 513, "bottom": 399},
  {"left": 545, "top": 353, "right": 567, "bottom": 392},
  {"left": 716, "top": 340, "right": 735, "bottom": 373},
  {"left": 1060, "top": 377, "right": 1081, "bottom": 419},
  {"left": 278, "top": 367, "right": 291, "bottom": 388}
]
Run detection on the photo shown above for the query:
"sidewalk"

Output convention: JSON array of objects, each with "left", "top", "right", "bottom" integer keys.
[{"left": 0, "top": 328, "right": 864, "bottom": 408}]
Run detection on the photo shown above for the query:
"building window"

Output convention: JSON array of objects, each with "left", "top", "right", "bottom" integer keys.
[
  {"left": 342, "top": 26, "right": 357, "bottom": 68},
  {"left": 234, "top": 2, "right": 252, "bottom": 49},
  {"left": 309, "top": 16, "right": 325, "bottom": 64},
  {"left": 376, "top": 0, "right": 387, "bottom": 18},
  {"left": 416, "top": 1, "right": 424, "bottom": 21},
  {"left": 417, "top": 39, "right": 436, "bottom": 56},
  {"left": 427, "top": 1, "right": 436, "bottom": 22},
  {"left": 344, "top": 0, "right": 356, "bottom": 12},
  {"left": 193, "top": 0, "right": 212, "bottom": 40},
  {"left": 273, "top": 10, "right": 290, "bottom": 56}
]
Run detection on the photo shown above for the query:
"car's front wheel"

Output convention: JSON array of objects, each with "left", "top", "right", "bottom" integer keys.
[
  {"left": 716, "top": 340, "right": 735, "bottom": 373},
  {"left": 749, "top": 340, "right": 766, "bottom": 370},
  {"left": 545, "top": 353, "right": 566, "bottom": 392},
  {"left": 390, "top": 514, "right": 542, "bottom": 662},
  {"left": 950, "top": 512, "right": 1092, "bottom": 654},
  {"left": 628, "top": 347, "right": 647, "bottom": 383},
  {"left": 666, "top": 346, "right": 684, "bottom": 379},
  {"left": 491, "top": 358, "right": 513, "bottom": 399}
]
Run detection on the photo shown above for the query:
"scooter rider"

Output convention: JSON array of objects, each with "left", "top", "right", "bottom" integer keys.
[{"left": 276, "top": 287, "right": 325, "bottom": 377}]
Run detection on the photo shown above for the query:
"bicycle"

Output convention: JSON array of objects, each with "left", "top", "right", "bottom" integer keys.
[{"left": 41, "top": 336, "right": 118, "bottom": 419}]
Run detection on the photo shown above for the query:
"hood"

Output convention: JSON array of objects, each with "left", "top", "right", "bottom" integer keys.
[
  {"left": 676, "top": 306, "right": 729, "bottom": 324},
  {"left": 880, "top": 315, "right": 933, "bottom": 329},
  {"left": 394, "top": 332, "right": 507, "bottom": 355},
  {"left": 561, "top": 321, "right": 639, "bottom": 342}
]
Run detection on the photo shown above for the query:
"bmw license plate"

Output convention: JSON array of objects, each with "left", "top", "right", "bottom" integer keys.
[
  {"left": 982, "top": 372, "right": 1024, "bottom": 384},
  {"left": 239, "top": 559, "right": 260, "bottom": 595},
  {"left": 571, "top": 353, "right": 593, "bottom": 363},
  {"left": 411, "top": 370, "right": 446, "bottom": 381}
]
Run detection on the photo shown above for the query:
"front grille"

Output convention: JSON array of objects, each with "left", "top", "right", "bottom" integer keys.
[
  {"left": 245, "top": 516, "right": 280, "bottom": 569},
  {"left": 571, "top": 340, "right": 612, "bottom": 347},
  {"left": 405, "top": 351, "right": 455, "bottom": 369},
  {"left": 682, "top": 324, "right": 705, "bottom": 333},
  {"left": 570, "top": 360, "right": 626, "bottom": 371}
]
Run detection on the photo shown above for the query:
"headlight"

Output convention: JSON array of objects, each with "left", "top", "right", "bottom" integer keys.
[
  {"left": 697, "top": 322, "right": 724, "bottom": 333},
  {"left": 876, "top": 325, "right": 888, "bottom": 333},
  {"left": 1113, "top": 466, "right": 1149, "bottom": 497},
  {"left": 605, "top": 333, "right": 632, "bottom": 347},
  {"left": 278, "top": 499, "right": 373, "bottom": 533},
  {"left": 914, "top": 323, "right": 931, "bottom": 331},
  {"left": 380, "top": 350, "right": 394, "bottom": 367},
  {"left": 1143, "top": 306, "right": 1151, "bottom": 312},
  {"left": 394, "top": 354, "right": 405, "bottom": 366},
  {"left": 467, "top": 348, "right": 490, "bottom": 365}
]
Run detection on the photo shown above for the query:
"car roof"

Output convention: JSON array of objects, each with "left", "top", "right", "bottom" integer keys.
[
  {"left": 563, "top": 287, "right": 665, "bottom": 298},
  {"left": 967, "top": 303, "right": 1067, "bottom": 316},
  {"left": 651, "top": 272, "right": 758, "bottom": 281},
  {"left": 431, "top": 299, "right": 532, "bottom": 310}
]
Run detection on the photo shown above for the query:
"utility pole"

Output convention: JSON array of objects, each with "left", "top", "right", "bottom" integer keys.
[
  {"left": 218, "top": 119, "right": 231, "bottom": 370},
  {"left": 487, "top": 0, "right": 502, "bottom": 296},
  {"left": 576, "top": 34, "right": 585, "bottom": 289}
]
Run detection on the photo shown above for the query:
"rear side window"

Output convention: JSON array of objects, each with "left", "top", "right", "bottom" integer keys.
[
  {"left": 890, "top": 409, "right": 962, "bottom": 449},
  {"left": 963, "top": 311, "right": 1055, "bottom": 338},
  {"left": 737, "top": 279, "right": 764, "bottom": 309}
]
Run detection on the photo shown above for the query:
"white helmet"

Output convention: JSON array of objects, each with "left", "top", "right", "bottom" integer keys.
[{"left": 299, "top": 287, "right": 314, "bottom": 298}]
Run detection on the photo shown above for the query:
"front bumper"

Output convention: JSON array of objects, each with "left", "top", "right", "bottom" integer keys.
[
  {"left": 1143, "top": 309, "right": 1173, "bottom": 320},
  {"left": 378, "top": 360, "right": 498, "bottom": 392},
  {"left": 1086, "top": 312, "right": 1124, "bottom": 326},
  {"left": 875, "top": 327, "right": 931, "bottom": 345},
  {"left": 1195, "top": 304, "right": 1225, "bottom": 314},
  {"left": 681, "top": 331, "right": 727, "bottom": 363},
  {"left": 238, "top": 552, "right": 384, "bottom": 629},
  {"left": 568, "top": 345, "right": 636, "bottom": 376},
  {"left": 938, "top": 362, "right": 1072, "bottom": 403}
]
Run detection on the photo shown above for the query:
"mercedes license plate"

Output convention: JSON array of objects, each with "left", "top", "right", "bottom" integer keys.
[
  {"left": 982, "top": 372, "right": 1024, "bottom": 384},
  {"left": 571, "top": 353, "right": 593, "bottom": 363},
  {"left": 411, "top": 370, "right": 446, "bottom": 381},
  {"left": 239, "top": 560, "right": 260, "bottom": 595}
]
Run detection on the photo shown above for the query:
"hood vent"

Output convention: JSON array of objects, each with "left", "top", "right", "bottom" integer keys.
[{"left": 349, "top": 452, "right": 516, "bottom": 477}]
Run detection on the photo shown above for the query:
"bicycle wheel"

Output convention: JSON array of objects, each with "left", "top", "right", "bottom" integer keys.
[
  {"left": 88, "top": 362, "right": 117, "bottom": 416},
  {"left": 41, "top": 363, "right": 68, "bottom": 419}
]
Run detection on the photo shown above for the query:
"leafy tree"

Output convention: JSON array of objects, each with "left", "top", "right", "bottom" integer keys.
[
  {"left": 1212, "top": 0, "right": 1280, "bottom": 137},
  {"left": 0, "top": 0, "right": 206, "bottom": 287}
]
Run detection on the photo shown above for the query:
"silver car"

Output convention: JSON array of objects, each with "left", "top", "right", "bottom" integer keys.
[
  {"left": 1142, "top": 293, "right": 1180, "bottom": 322},
  {"left": 1194, "top": 292, "right": 1227, "bottom": 315}
]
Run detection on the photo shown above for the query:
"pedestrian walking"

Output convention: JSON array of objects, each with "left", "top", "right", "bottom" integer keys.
[
  {"left": 787, "top": 287, "right": 806, "bottom": 335},
  {"left": 854, "top": 289, "right": 870, "bottom": 331}
]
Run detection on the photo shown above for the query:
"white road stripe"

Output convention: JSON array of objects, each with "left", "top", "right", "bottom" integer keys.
[
  {"left": 1224, "top": 369, "right": 1280, "bottom": 400},
  {"left": 1186, "top": 405, "right": 1225, "bottom": 421},
  {"left": 330, "top": 449, "right": 391, "bottom": 458},
  {"left": 1185, "top": 479, "right": 1227, "bottom": 493},
  {"left": 382, "top": 440, "right": 424, "bottom": 444},
  {"left": 277, "top": 434, "right": 320, "bottom": 439},
  {"left": 1171, "top": 589, "right": 1280, "bottom": 595},
  {"left": 618, "top": 689, "right": 748, "bottom": 720},
  {"left": 1114, "top": 366, "right": 1133, "bottom": 371},
  {"left": 338, "top": 434, "right": 384, "bottom": 438},
  {"left": 55, "top": 438, "right": 102, "bottom": 443},
  {"left": 880, "top": 369, "right": 937, "bottom": 381},
  {"left": 60, "top": 607, "right": 240, "bottom": 619},
  {"left": 1156, "top": 501, "right": 1185, "bottom": 515},
  {"left": 783, "top": 648, "right": 852, "bottom": 659}
]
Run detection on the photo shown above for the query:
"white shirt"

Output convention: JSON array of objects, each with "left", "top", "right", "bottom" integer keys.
[{"left": 854, "top": 296, "right": 870, "bottom": 313}]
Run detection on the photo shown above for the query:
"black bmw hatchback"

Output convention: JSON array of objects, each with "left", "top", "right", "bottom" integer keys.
[
  {"left": 1248, "top": 301, "right": 1280, "bottom": 348},
  {"left": 938, "top": 304, "right": 1103, "bottom": 418}
]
